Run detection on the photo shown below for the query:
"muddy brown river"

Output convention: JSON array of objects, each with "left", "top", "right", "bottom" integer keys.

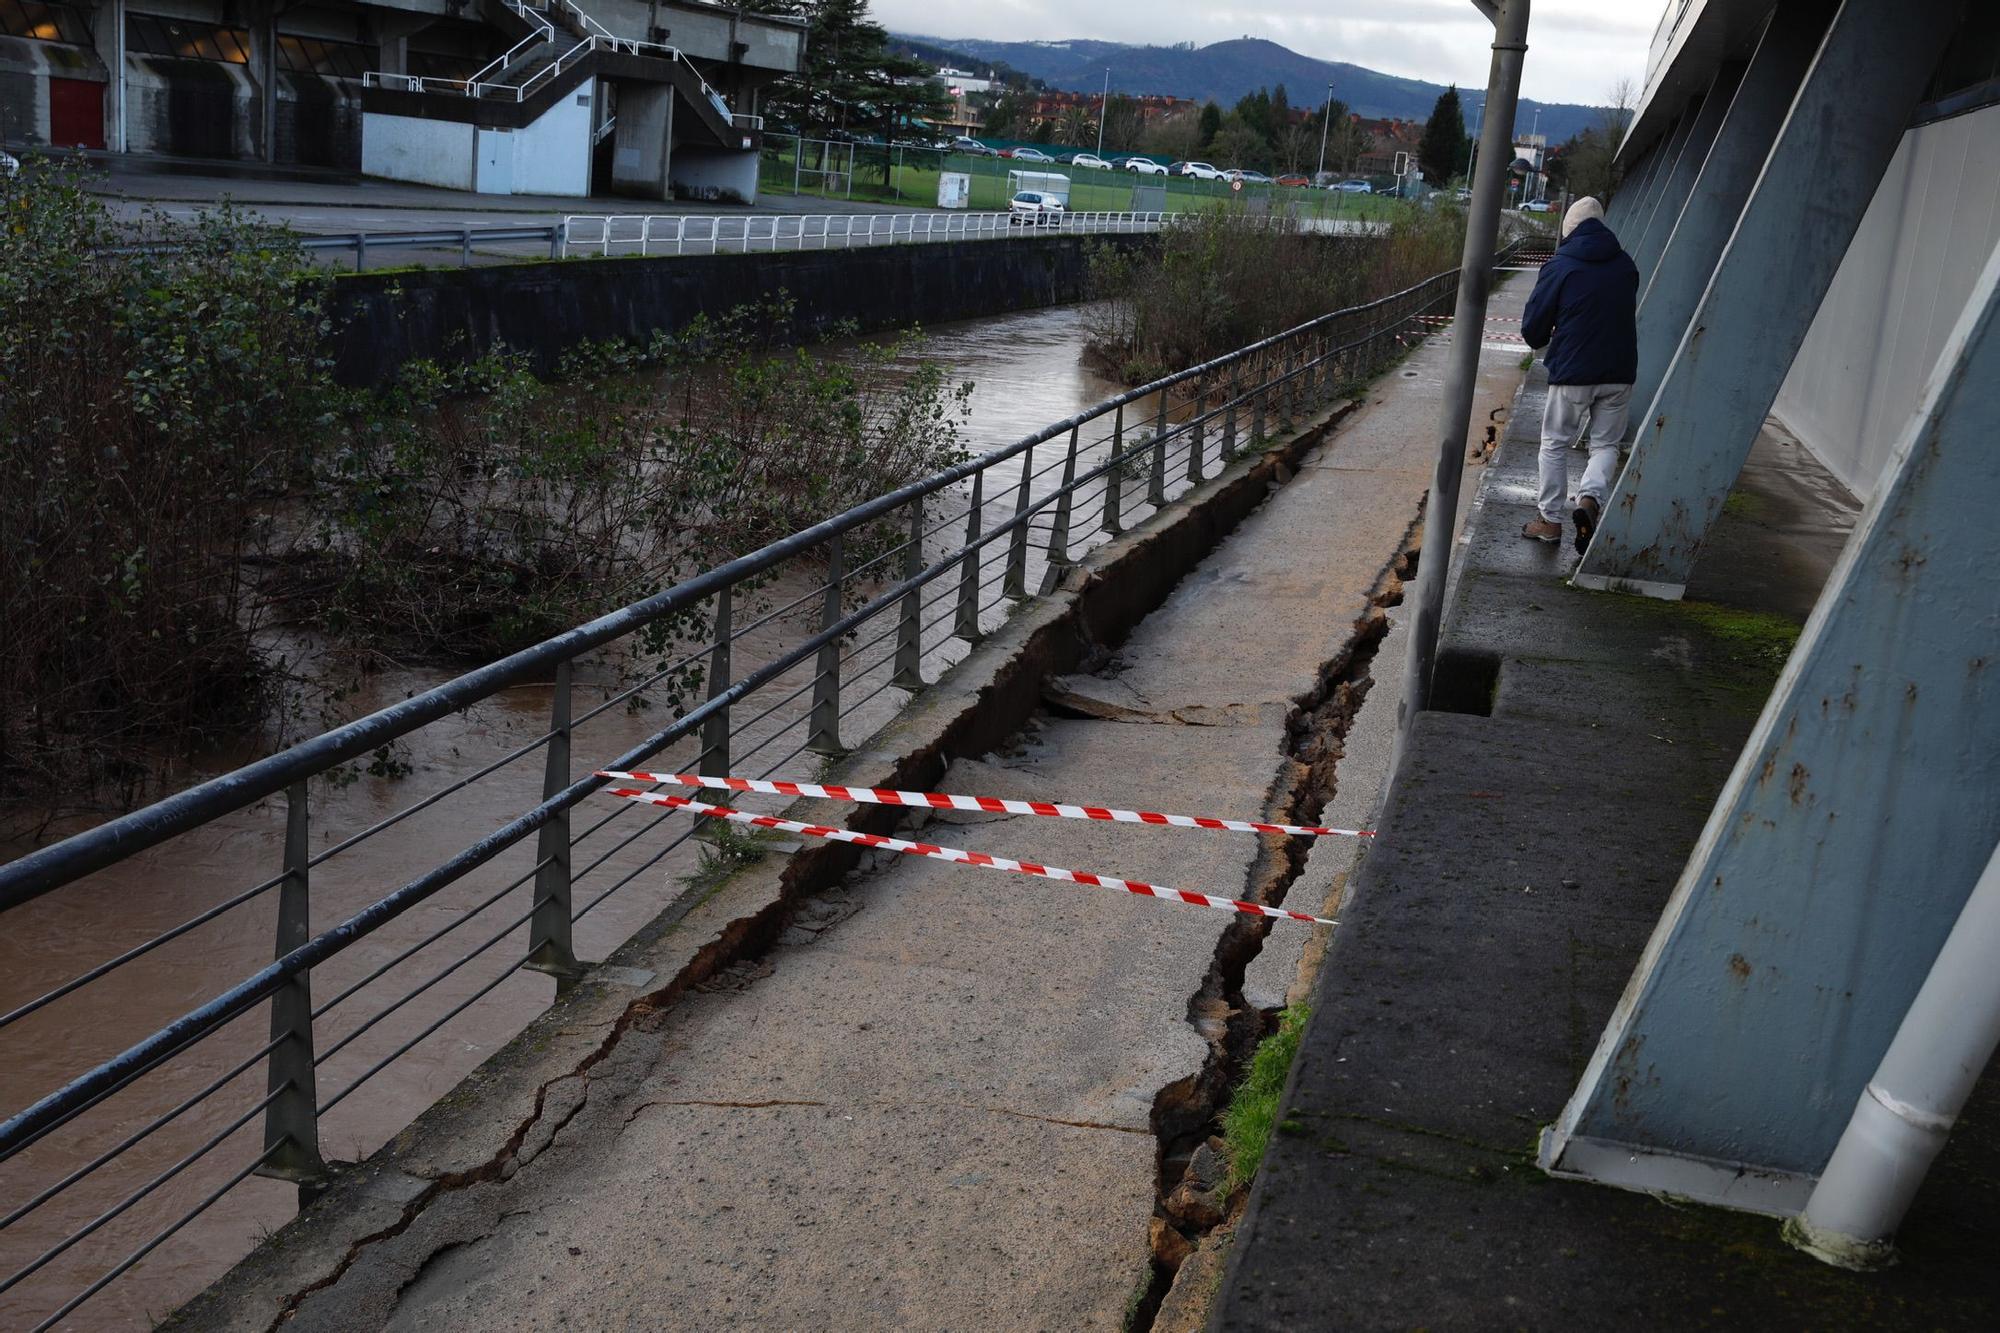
[{"left": 0, "top": 302, "right": 1178, "bottom": 1330}]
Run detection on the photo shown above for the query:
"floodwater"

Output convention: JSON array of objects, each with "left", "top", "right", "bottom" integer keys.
[{"left": 0, "top": 301, "right": 1161, "bottom": 1330}]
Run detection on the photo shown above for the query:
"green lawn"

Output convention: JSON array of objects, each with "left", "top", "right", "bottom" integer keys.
[{"left": 757, "top": 148, "right": 1408, "bottom": 221}]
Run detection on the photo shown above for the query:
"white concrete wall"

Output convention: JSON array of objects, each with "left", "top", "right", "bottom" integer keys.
[
  {"left": 361, "top": 110, "right": 473, "bottom": 189},
  {"left": 509, "top": 80, "right": 591, "bottom": 196},
  {"left": 1773, "top": 104, "right": 2000, "bottom": 498},
  {"left": 668, "top": 144, "right": 756, "bottom": 204}
]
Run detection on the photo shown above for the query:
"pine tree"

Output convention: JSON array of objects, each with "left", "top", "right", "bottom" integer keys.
[
  {"left": 1419, "top": 85, "right": 1470, "bottom": 187},
  {"left": 1196, "top": 101, "right": 1223, "bottom": 153}
]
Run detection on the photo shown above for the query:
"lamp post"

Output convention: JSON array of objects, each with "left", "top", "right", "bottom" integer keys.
[
  {"left": 1393, "top": 0, "right": 1531, "bottom": 758},
  {"left": 1097, "top": 67, "right": 1109, "bottom": 158},
  {"left": 1316, "top": 81, "right": 1334, "bottom": 181}
]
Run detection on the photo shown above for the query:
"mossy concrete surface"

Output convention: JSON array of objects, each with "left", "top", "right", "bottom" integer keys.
[{"left": 1214, "top": 370, "right": 2000, "bottom": 1328}]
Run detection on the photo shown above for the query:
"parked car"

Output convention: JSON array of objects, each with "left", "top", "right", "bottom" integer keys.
[
  {"left": 1275, "top": 174, "right": 1311, "bottom": 188},
  {"left": 0, "top": 148, "right": 17, "bottom": 179},
  {"left": 952, "top": 135, "right": 998, "bottom": 156},
  {"left": 1336, "top": 180, "right": 1372, "bottom": 193},
  {"left": 1008, "top": 147, "right": 1055, "bottom": 163},
  {"left": 1224, "top": 169, "right": 1273, "bottom": 184},
  {"left": 1172, "top": 161, "right": 1221, "bottom": 180},
  {"left": 1009, "top": 190, "right": 1067, "bottom": 225},
  {"left": 1122, "top": 156, "right": 1169, "bottom": 175},
  {"left": 1454, "top": 188, "right": 1472, "bottom": 202},
  {"left": 1068, "top": 153, "right": 1113, "bottom": 170},
  {"left": 1522, "top": 198, "right": 1553, "bottom": 212}
]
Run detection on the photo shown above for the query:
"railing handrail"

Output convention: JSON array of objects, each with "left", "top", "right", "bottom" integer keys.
[
  {"left": 0, "top": 260, "right": 1467, "bottom": 916},
  {"left": 362, "top": 0, "right": 702, "bottom": 107}
]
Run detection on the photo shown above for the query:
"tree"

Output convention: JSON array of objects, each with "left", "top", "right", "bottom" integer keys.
[
  {"left": 1100, "top": 94, "right": 1144, "bottom": 154},
  {"left": 1055, "top": 105, "right": 1096, "bottom": 149},
  {"left": 1208, "top": 119, "right": 1268, "bottom": 172},
  {"left": 982, "top": 90, "right": 1029, "bottom": 138},
  {"left": 1419, "top": 85, "right": 1469, "bottom": 187},
  {"left": 1140, "top": 108, "right": 1203, "bottom": 160},
  {"left": 1196, "top": 101, "right": 1223, "bottom": 152},
  {"left": 1276, "top": 121, "right": 1316, "bottom": 176}
]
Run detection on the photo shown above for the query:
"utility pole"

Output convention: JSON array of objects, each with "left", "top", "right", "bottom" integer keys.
[
  {"left": 1316, "top": 81, "right": 1334, "bottom": 180},
  {"left": 1097, "top": 67, "right": 1109, "bottom": 158},
  {"left": 1393, "top": 0, "right": 1531, "bottom": 764}
]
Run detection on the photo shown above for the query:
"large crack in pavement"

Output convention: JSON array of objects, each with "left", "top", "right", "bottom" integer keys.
[{"left": 1128, "top": 538, "right": 1418, "bottom": 1331}]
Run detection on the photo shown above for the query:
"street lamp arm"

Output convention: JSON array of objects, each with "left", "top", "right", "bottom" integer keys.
[{"left": 1469, "top": 0, "right": 1500, "bottom": 22}]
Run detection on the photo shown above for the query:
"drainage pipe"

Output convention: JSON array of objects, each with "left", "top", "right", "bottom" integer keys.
[
  {"left": 1788, "top": 836, "right": 2000, "bottom": 1269},
  {"left": 1393, "top": 0, "right": 1530, "bottom": 757}
]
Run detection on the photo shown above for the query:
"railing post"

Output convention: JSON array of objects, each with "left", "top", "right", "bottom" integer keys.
[
  {"left": 352, "top": 232, "right": 366, "bottom": 273},
  {"left": 1252, "top": 356, "right": 1269, "bottom": 447},
  {"left": 257, "top": 781, "right": 327, "bottom": 1205},
  {"left": 1147, "top": 390, "right": 1169, "bottom": 506},
  {"left": 1186, "top": 374, "right": 1206, "bottom": 484},
  {"left": 807, "top": 534, "right": 845, "bottom": 754},
  {"left": 526, "top": 660, "right": 581, "bottom": 990},
  {"left": 954, "top": 469, "right": 985, "bottom": 641},
  {"left": 1222, "top": 368, "right": 1239, "bottom": 458},
  {"left": 1004, "top": 443, "right": 1036, "bottom": 597},
  {"left": 1047, "top": 426, "right": 1080, "bottom": 573},
  {"left": 700, "top": 587, "right": 732, "bottom": 774},
  {"left": 461, "top": 228, "right": 473, "bottom": 267},
  {"left": 1101, "top": 403, "right": 1124, "bottom": 534},
  {"left": 893, "top": 498, "right": 926, "bottom": 688}
]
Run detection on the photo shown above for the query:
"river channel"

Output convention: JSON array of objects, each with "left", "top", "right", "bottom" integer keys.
[{"left": 0, "top": 300, "right": 1165, "bottom": 1330}]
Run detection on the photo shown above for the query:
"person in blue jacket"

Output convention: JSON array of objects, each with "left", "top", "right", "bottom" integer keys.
[{"left": 1520, "top": 197, "right": 1640, "bottom": 552}]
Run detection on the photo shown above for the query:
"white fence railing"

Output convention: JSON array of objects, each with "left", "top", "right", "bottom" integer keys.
[{"left": 560, "top": 210, "right": 1182, "bottom": 257}]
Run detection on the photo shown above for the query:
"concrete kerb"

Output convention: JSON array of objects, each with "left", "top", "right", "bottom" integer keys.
[{"left": 163, "top": 392, "right": 1367, "bottom": 1331}]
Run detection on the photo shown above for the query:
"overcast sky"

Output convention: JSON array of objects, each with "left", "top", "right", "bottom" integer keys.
[{"left": 874, "top": 0, "right": 1660, "bottom": 107}]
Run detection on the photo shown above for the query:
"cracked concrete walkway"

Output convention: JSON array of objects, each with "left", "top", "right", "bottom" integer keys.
[{"left": 190, "top": 282, "right": 1530, "bottom": 1332}]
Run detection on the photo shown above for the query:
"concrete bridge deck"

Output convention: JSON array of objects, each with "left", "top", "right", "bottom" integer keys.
[{"left": 166, "top": 286, "right": 1533, "bottom": 1329}]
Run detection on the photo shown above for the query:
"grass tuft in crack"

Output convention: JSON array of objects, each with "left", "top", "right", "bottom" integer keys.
[
  {"left": 678, "top": 823, "right": 783, "bottom": 894},
  {"left": 1221, "top": 1003, "right": 1312, "bottom": 1190}
]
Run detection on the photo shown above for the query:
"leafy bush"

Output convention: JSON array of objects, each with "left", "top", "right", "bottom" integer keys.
[
  {"left": 292, "top": 304, "right": 973, "bottom": 676},
  {"left": 0, "top": 157, "right": 332, "bottom": 801},
  {"left": 1085, "top": 205, "right": 1467, "bottom": 382}
]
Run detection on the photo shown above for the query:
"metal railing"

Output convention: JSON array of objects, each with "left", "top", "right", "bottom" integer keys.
[
  {"left": 561, "top": 209, "right": 1186, "bottom": 257},
  {"left": 296, "top": 224, "right": 567, "bottom": 270},
  {"left": 360, "top": 0, "right": 734, "bottom": 120},
  {"left": 0, "top": 259, "right": 1491, "bottom": 1328}
]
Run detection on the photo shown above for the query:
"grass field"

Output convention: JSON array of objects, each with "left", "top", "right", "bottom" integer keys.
[{"left": 757, "top": 146, "right": 1409, "bottom": 221}]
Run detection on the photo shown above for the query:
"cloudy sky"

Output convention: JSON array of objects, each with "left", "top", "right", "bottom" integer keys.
[{"left": 873, "top": 0, "right": 1661, "bottom": 107}]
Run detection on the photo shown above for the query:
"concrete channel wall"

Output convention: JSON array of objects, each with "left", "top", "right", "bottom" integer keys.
[{"left": 323, "top": 232, "right": 1153, "bottom": 385}]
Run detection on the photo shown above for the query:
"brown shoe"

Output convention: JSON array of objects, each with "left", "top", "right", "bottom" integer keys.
[
  {"left": 1521, "top": 517, "right": 1562, "bottom": 543},
  {"left": 1572, "top": 495, "right": 1601, "bottom": 554}
]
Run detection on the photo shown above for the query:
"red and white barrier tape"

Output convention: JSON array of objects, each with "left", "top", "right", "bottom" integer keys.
[
  {"left": 603, "top": 789, "right": 1338, "bottom": 926},
  {"left": 594, "top": 771, "right": 1372, "bottom": 839}
]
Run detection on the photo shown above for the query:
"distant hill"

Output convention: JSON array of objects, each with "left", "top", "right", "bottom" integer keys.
[{"left": 895, "top": 34, "right": 1609, "bottom": 143}]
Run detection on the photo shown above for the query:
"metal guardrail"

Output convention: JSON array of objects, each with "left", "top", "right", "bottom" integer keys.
[
  {"left": 296, "top": 225, "right": 566, "bottom": 270},
  {"left": 0, "top": 255, "right": 1501, "bottom": 1328},
  {"left": 558, "top": 209, "right": 1269, "bottom": 257}
]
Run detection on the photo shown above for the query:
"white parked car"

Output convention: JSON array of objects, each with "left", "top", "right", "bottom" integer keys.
[
  {"left": 1224, "top": 169, "right": 1273, "bottom": 184},
  {"left": 1522, "top": 198, "right": 1553, "bottom": 213},
  {"left": 1335, "top": 179, "right": 1372, "bottom": 193},
  {"left": 1008, "top": 190, "right": 1067, "bottom": 226},
  {"left": 1174, "top": 161, "right": 1222, "bottom": 180},
  {"left": 0, "top": 149, "right": 18, "bottom": 179},
  {"left": 1123, "top": 157, "right": 1168, "bottom": 175},
  {"left": 1007, "top": 147, "right": 1055, "bottom": 163},
  {"left": 1068, "top": 153, "right": 1112, "bottom": 170}
]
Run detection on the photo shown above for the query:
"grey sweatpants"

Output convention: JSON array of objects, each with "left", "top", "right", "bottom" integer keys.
[{"left": 1539, "top": 383, "right": 1632, "bottom": 523}]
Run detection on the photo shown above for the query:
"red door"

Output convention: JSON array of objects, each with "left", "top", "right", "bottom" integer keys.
[{"left": 49, "top": 78, "right": 106, "bottom": 151}]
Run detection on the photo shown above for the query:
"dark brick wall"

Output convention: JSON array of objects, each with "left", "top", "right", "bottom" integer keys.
[{"left": 323, "top": 232, "right": 1154, "bottom": 385}]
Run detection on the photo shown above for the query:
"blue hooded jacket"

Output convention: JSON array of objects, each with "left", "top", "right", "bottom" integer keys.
[{"left": 1521, "top": 218, "right": 1640, "bottom": 385}]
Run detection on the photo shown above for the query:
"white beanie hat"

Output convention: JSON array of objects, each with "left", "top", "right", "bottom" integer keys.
[{"left": 1562, "top": 196, "right": 1604, "bottom": 239}]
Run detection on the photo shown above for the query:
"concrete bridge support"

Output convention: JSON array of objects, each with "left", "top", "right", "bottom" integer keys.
[
  {"left": 611, "top": 82, "right": 674, "bottom": 199},
  {"left": 1574, "top": 0, "right": 1965, "bottom": 599},
  {"left": 1543, "top": 233, "right": 2000, "bottom": 1211}
]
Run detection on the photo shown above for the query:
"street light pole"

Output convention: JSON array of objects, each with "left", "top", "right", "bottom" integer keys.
[
  {"left": 1317, "top": 81, "right": 1333, "bottom": 180},
  {"left": 1393, "top": 0, "right": 1531, "bottom": 763},
  {"left": 1097, "top": 67, "right": 1109, "bottom": 158}
]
